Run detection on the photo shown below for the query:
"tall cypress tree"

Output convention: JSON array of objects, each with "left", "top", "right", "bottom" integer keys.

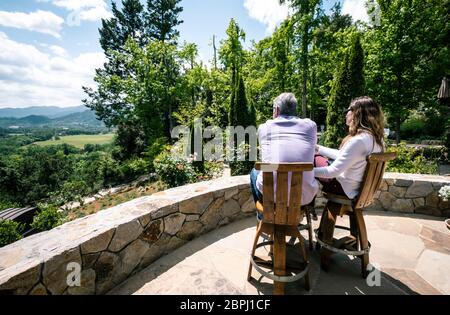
[
  {"left": 228, "top": 70, "right": 237, "bottom": 126},
  {"left": 221, "top": 19, "right": 245, "bottom": 126},
  {"left": 229, "top": 75, "right": 255, "bottom": 175},
  {"left": 348, "top": 34, "right": 365, "bottom": 97},
  {"left": 145, "top": 0, "right": 183, "bottom": 43},
  {"left": 235, "top": 76, "right": 251, "bottom": 128},
  {"left": 323, "top": 34, "right": 365, "bottom": 147}
]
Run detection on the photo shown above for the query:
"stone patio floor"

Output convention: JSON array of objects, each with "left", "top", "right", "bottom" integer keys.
[{"left": 109, "top": 211, "right": 450, "bottom": 295}]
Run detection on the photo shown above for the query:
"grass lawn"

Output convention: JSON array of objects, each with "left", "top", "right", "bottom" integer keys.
[{"left": 33, "top": 134, "right": 115, "bottom": 148}]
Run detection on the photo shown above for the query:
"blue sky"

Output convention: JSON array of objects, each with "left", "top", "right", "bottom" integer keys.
[{"left": 0, "top": 0, "right": 369, "bottom": 108}]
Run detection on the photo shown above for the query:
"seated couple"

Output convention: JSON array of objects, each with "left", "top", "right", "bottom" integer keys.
[{"left": 249, "top": 93, "right": 385, "bottom": 220}]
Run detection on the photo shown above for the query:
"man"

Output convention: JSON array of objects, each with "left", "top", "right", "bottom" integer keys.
[{"left": 250, "top": 93, "right": 319, "bottom": 220}]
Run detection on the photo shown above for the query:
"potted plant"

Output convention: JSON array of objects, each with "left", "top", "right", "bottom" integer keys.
[{"left": 438, "top": 185, "right": 450, "bottom": 230}]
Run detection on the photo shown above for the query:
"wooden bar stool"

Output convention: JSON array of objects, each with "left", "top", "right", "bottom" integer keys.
[
  {"left": 315, "top": 152, "right": 396, "bottom": 278},
  {"left": 247, "top": 162, "right": 314, "bottom": 295}
]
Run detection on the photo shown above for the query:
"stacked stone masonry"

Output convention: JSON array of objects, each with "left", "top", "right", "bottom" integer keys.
[{"left": 0, "top": 173, "right": 448, "bottom": 295}]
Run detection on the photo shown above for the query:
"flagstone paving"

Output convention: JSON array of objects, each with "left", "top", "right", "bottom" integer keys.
[{"left": 110, "top": 211, "right": 449, "bottom": 295}]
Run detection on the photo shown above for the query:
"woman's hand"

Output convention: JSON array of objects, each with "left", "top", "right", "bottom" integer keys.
[{"left": 315, "top": 145, "right": 320, "bottom": 155}]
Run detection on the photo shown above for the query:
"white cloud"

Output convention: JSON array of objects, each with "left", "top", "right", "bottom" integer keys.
[
  {"left": 243, "top": 0, "right": 290, "bottom": 33},
  {"left": 76, "top": 5, "right": 112, "bottom": 22},
  {"left": 49, "top": 45, "right": 68, "bottom": 57},
  {"left": 0, "top": 32, "right": 106, "bottom": 108},
  {"left": 342, "top": 0, "right": 370, "bottom": 23},
  {"left": 40, "top": 0, "right": 112, "bottom": 25},
  {"left": 0, "top": 10, "right": 64, "bottom": 38}
]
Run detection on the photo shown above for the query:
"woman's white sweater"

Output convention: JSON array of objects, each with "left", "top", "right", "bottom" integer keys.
[{"left": 314, "top": 132, "right": 382, "bottom": 199}]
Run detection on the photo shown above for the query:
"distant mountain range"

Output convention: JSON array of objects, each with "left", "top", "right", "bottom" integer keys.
[
  {"left": 0, "top": 107, "right": 105, "bottom": 129},
  {"left": 0, "top": 106, "right": 87, "bottom": 119}
]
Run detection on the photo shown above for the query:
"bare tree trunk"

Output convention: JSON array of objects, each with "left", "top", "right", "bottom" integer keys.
[
  {"left": 301, "top": 25, "right": 309, "bottom": 118},
  {"left": 302, "top": 77, "right": 307, "bottom": 118},
  {"left": 213, "top": 35, "right": 217, "bottom": 71}
]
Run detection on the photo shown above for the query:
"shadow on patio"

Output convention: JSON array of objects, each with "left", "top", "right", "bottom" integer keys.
[{"left": 109, "top": 211, "right": 449, "bottom": 295}]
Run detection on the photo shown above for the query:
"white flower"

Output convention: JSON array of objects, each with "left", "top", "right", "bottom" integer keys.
[{"left": 438, "top": 185, "right": 450, "bottom": 202}]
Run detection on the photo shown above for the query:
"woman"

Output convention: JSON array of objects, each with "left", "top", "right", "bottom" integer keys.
[{"left": 315, "top": 96, "right": 385, "bottom": 199}]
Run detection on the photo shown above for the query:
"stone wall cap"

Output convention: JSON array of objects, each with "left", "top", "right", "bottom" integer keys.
[{"left": 384, "top": 172, "right": 450, "bottom": 183}]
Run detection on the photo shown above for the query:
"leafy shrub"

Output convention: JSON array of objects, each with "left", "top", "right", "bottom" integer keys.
[
  {"left": 229, "top": 143, "right": 255, "bottom": 176},
  {"left": 400, "top": 116, "right": 427, "bottom": 140},
  {"left": 202, "top": 162, "right": 224, "bottom": 180},
  {"left": 54, "top": 180, "right": 90, "bottom": 207},
  {"left": 0, "top": 220, "right": 23, "bottom": 247},
  {"left": 144, "top": 137, "right": 167, "bottom": 172},
  {"left": 420, "top": 145, "right": 448, "bottom": 162},
  {"left": 0, "top": 199, "right": 19, "bottom": 211},
  {"left": 400, "top": 108, "right": 447, "bottom": 141},
  {"left": 153, "top": 147, "right": 197, "bottom": 188},
  {"left": 386, "top": 142, "right": 439, "bottom": 175},
  {"left": 119, "top": 158, "right": 150, "bottom": 181},
  {"left": 31, "top": 203, "right": 62, "bottom": 232}
]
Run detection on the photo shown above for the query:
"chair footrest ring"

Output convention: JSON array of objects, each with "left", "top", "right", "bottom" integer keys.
[
  {"left": 250, "top": 241, "right": 309, "bottom": 283},
  {"left": 314, "top": 227, "right": 371, "bottom": 256}
]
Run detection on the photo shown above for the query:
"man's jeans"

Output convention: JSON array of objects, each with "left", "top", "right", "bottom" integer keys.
[{"left": 250, "top": 168, "right": 263, "bottom": 221}]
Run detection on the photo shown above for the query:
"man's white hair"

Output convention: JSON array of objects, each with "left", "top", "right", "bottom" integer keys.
[{"left": 273, "top": 93, "right": 298, "bottom": 116}]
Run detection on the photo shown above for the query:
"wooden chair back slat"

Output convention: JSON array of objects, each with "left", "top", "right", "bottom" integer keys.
[
  {"left": 256, "top": 162, "right": 313, "bottom": 226},
  {"left": 275, "top": 172, "right": 289, "bottom": 225},
  {"left": 355, "top": 153, "right": 396, "bottom": 209},
  {"left": 288, "top": 172, "right": 303, "bottom": 226},
  {"left": 263, "top": 172, "right": 275, "bottom": 223}
]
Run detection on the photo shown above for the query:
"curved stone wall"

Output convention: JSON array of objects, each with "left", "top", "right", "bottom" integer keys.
[
  {"left": 0, "top": 176, "right": 255, "bottom": 295},
  {"left": 367, "top": 173, "right": 450, "bottom": 217},
  {"left": 0, "top": 173, "right": 448, "bottom": 295}
]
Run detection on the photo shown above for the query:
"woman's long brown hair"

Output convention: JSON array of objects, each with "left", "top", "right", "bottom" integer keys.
[{"left": 341, "top": 96, "right": 385, "bottom": 151}]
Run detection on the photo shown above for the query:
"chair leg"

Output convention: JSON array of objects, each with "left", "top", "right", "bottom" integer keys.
[
  {"left": 273, "top": 228, "right": 286, "bottom": 295},
  {"left": 247, "top": 222, "right": 263, "bottom": 281},
  {"left": 349, "top": 213, "right": 358, "bottom": 243},
  {"left": 296, "top": 230, "right": 310, "bottom": 291},
  {"left": 354, "top": 209, "right": 370, "bottom": 279},
  {"left": 306, "top": 207, "right": 314, "bottom": 251},
  {"left": 269, "top": 233, "right": 274, "bottom": 257},
  {"left": 319, "top": 202, "right": 340, "bottom": 271},
  {"left": 315, "top": 208, "right": 328, "bottom": 250}
]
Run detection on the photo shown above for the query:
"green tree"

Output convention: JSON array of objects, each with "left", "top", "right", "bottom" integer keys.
[
  {"left": 280, "top": 0, "right": 323, "bottom": 118},
  {"left": 235, "top": 75, "right": 255, "bottom": 128},
  {"left": 85, "top": 0, "right": 147, "bottom": 160},
  {"left": 229, "top": 70, "right": 237, "bottom": 126},
  {"left": 85, "top": 0, "right": 185, "bottom": 159},
  {"left": 323, "top": 34, "right": 365, "bottom": 147},
  {"left": 220, "top": 19, "right": 246, "bottom": 126},
  {"left": 364, "top": 0, "right": 450, "bottom": 143},
  {"left": 99, "top": 0, "right": 144, "bottom": 54},
  {"left": 309, "top": 4, "right": 353, "bottom": 124},
  {"left": 145, "top": 0, "right": 183, "bottom": 43}
]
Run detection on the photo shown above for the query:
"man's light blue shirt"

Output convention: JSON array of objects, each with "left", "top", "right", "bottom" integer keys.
[{"left": 256, "top": 115, "right": 319, "bottom": 205}]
